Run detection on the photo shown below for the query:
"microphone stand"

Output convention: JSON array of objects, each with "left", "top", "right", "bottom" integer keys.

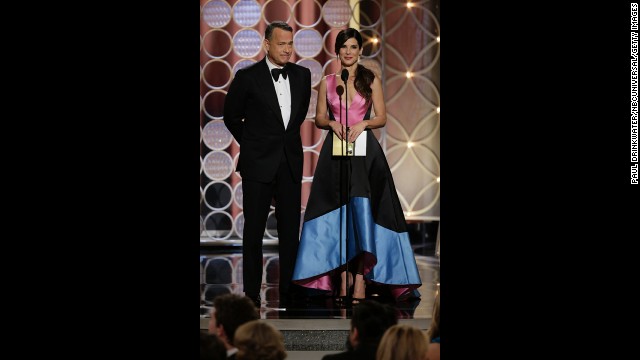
[
  {"left": 340, "top": 69, "right": 351, "bottom": 307},
  {"left": 336, "top": 82, "right": 350, "bottom": 306},
  {"left": 336, "top": 85, "right": 347, "bottom": 306}
]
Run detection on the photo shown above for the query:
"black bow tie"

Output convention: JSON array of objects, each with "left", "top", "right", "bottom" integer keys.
[{"left": 271, "top": 67, "right": 288, "bottom": 81}]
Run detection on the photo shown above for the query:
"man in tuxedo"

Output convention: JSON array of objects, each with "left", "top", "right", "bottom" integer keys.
[{"left": 223, "top": 21, "right": 311, "bottom": 308}]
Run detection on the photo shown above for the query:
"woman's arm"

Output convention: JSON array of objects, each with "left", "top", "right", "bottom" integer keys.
[{"left": 315, "top": 76, "right": 345, "bottom": 140}]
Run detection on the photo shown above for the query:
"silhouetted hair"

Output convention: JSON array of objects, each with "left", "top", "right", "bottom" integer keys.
[
  {"left": 213, "top": 294, "right": 259, "bottom": 345},
  {"left": 200, "top": 331, "right": 227, "bottom": 360},
  {"left": 334, "top": 28, "right": 375, "bottom": 102},
  {"left": 376, "top": 324, "right": 428, "bottom": 360},
  {"left": 234, "top": 320, "right": 287, "bottom": 360},
  {"left": 265, "top": 21, "right": 293, "bottom": 40},
  {"left": 351, "top": 300, "right": 398, "bottom": 345},
  {"left": 427, "top": 292, "right": 440, "bottom": 342}
]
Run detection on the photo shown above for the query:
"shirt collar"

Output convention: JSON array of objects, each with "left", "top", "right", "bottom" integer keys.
[
  {"left": 265, "top": 56, "right": 285, "bottom": 72},
  {"left": 227, "top": 347, "right": 238, "bottom": 357}
]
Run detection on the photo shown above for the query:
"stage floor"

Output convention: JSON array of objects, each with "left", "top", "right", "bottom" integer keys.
[{"left": 200, "top": 251, "right": 439, "bottom": 320}]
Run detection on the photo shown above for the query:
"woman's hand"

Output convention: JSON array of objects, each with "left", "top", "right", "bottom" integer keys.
[
  {"left": 347, "top": 120, "right": 368, "bottom": 143},
  {"left": 329, "top": 120, "right": 346, "bottom": 140}
]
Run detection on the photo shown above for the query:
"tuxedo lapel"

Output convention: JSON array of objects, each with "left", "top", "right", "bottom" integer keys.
[{"left": 256, "top": 58, "right": 285, "bottom": 127}]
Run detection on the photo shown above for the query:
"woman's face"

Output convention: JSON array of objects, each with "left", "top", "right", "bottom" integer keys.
[{"left": 338, "top": 37, "right": 362, "bottom": 67}]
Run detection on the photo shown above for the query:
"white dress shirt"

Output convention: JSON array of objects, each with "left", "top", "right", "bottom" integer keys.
[{"left": 265, "top": 56, "right": 292, "bottom": 129}]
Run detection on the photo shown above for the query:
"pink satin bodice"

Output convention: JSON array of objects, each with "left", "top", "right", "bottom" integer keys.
[{"left": 326, "top": 74, "right": 369, "bottom": 126}]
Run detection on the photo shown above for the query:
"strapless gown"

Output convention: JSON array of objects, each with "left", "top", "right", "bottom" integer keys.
[{"left": 292, "top": 74, "right": 421, "bottom": 300}]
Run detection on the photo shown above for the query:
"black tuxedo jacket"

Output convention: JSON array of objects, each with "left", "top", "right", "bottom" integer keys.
[{"left": 223, "top": 57, "right": 311, "bottom": 183}]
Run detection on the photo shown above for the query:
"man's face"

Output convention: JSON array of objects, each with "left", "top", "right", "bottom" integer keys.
[
  {"left": 348, "top": 326, "right": 359, "bottom": 349},
  {"left": 208, "top": 307, "right": 231, "bottom": 349},
  {"left": 208, "top": 307, "right": 219, "bottom": 335},
  {"left": 265, "top": 28, "right": 293, "bottom": 66}
]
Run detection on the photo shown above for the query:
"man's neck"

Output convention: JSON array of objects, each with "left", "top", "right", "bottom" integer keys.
[{"left": 266, "top": 55, "right": 284, "bottom": 69}]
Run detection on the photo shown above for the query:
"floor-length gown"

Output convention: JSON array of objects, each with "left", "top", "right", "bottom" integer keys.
[{"left": 292, "top": 74, "right": 421, "bottom": 300}]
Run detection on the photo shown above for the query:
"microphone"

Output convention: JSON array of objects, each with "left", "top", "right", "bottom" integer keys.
[
  {"left": 341, "top": 69, "right": 349, "bottom": 82},
  {"left": 340, "top": 70, "right": 350, "bottom": 151},
  {"left": 336, "top": 85, "right": 344, "bottom": 96}
]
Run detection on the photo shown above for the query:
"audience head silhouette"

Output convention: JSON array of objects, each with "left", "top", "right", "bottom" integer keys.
[
  {"left": 350, "top": 300, "right": 398, "bottom": 347},
  {"left": 208, "top": 294, "right": 259, "bottom": 349},
  {"left": 376, "top": 324, "right": 428, "bottom": 360},
  {"left": 234, "top": 320, "right": 287, "bottom": 360}
]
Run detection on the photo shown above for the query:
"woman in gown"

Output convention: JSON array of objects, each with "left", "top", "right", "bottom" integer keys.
[{"left": 292, "top": 28, "right": 421, "bottom": 304}]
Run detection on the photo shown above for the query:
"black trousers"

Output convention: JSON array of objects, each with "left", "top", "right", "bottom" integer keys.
[{"left": 241, "top": 155, "right": 301, "bottom": 297}]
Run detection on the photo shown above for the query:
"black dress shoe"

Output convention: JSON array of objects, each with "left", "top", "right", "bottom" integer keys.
[{"left": 247, "top": 295, "right": 261, "bottom": 308}]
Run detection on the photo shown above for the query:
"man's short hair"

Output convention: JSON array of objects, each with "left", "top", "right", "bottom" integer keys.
[
  {"left": 351, "top": 300, "right": 398, "bottom": 344},
  {"left": 213, "top": 294, "right": 260, "bottom": 344},
  {"left": 265, "top": 21, "right": 293, "bottom": 40}
]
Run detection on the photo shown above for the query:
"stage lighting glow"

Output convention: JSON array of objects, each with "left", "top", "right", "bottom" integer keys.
[
  {"left": 371, "top": 37, "right": 379, "bottom": 44},
  {"left": 407, "top": 141, "right": 415, "bottom": 148},
  {"left": 406, "top": 2, "right": 414, "bottom": 8},
  {"left": 436, "top": 36, "right": 440, "bottom": 43},
  {"left": 436, "top": 177, "right": 440, "bottom": 183},
  {"left": 436, "top": 107, "right": 440, "bottom": 114},
  {"left": 405, "top": 71, "right": 413, "bottom": 78}
]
